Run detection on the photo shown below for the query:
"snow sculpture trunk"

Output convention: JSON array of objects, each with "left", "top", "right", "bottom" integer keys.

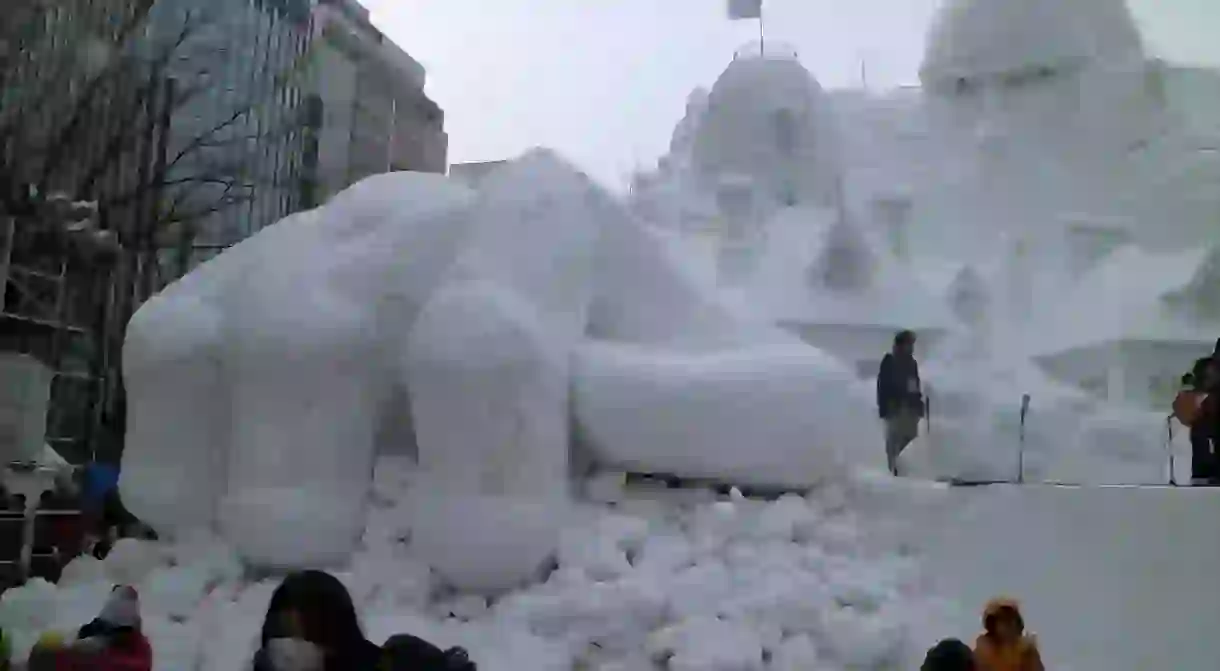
[
  {"left": 119, "top": 290, "right": 224, "bottom": 537},
  {"left": 401, "top": 151, "right": 602, "bottom": 591},
  {"left": 219, "top": 320, "right": 379, "bottom": 568},
  {"left": 216, "top": 246, "right": 382, "bottom": 568}
]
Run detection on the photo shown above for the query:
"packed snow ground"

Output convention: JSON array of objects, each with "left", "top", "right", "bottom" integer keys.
[
  {"left": 925, "top": 484, "right": 1220, "bottom": 671},
  {"left": 0, "top": 458, "right": 966, "bottom": 671}
]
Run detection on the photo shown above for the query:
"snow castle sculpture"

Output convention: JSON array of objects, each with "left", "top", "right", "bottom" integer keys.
[
  {"left": 632, "top": 48, "right": 845, "bottom": 287},
  {"left": 119, "top": 151, "right": 875, "bottom": 590},
  {"left": 918, "top": 0, "right": 1218, "bottom": 259}
]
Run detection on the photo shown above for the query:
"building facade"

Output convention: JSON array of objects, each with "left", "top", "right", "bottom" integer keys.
[
  {"left": 301, "top": 0, "right": 447, "bottom": 207},
  {"left": 1, "top": 0, "right": 173, "bottom": 464},
  {"left": 149, "top": 0, "right": 315, "bottom": 269}
]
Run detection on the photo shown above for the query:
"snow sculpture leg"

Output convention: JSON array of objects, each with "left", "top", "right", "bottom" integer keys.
[
  {"left": 217, "top": 279, "right": 381, "bottom": 568},
  {"left": 397, "top": 152, "right": 605, "bottom": 591},
  {"left": 119, "top": 290, "right": 224, "bottom": 537},
  {"left": 402, "top": 280, "right": 568, "bottom": 592}
]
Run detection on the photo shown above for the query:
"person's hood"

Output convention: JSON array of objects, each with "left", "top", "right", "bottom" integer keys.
[
  {"left": 98, "top": 585, "right": 141, "bottom": 629},
  {"left": 982, "top": 596, "right": 1024, "bottom": 626}
]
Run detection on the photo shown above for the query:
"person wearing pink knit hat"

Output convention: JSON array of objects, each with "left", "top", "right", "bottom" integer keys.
[{"left": 74, "top": 585, "right": 152, "bottom": 671}]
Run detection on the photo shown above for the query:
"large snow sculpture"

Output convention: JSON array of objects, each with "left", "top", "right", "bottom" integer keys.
[
  {"left": 691, "top": 51, "right": 843, "bottom": 215},
  {"left": 629, "top": 51, "right": 846, "bottom": 287},
  {"left": 120, "top": 151, "right": 870, "bottom": 590}
]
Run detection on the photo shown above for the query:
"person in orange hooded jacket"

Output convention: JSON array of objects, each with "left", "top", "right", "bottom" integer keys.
[{"left": 973, "top": 598, "right": 1044, "bottom": 671}]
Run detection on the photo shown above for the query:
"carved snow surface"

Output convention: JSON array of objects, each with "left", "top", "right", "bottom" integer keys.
[{"left": 119, "top": 150, "right": 873, "bottom": 588}]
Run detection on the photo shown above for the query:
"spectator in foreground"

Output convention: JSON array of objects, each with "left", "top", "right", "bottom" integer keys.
[
  {"left": 973, "top": 597, "right": 1044, "bottom": 671},
  {"left": 254, "top": 570, "right": 384, "bottom": 671},
  {"left": 1177, "top": 363, "right": 1213, "bottom": 485},
  {"left": 26, "top": 632, "right": 68, "bottom": 671},
  {"left": 1199, "top": 353, "right": 1220, "bottom": 485},
  {"left": 876, "top": 329, "right": 924, "bottom": 476},
  {"left": 252, "top": 570, "right": 475, "bottom": 671},
  {"left": 922, "top": 638, "right": 976, "bottom": 671},
  {"left": 75, "top": 584, "right": 153, "bottom": 671}
]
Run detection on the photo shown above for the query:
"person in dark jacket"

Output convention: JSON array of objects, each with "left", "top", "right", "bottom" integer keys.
[
  {"left": 253, "top": 570, "right": 473, "bottom": 671},
  {"left": 1197, "top": 357, "right": 1220, "bottom": 486},
  {"left": 253, "top": 570, "right": 383, "bottom": 671},
  {"left": 922, "top": 638, "right": 976, "bottom": 671},
  {"left": 1187, "top": 344, "right": 1219, "bottom": 485},
  {"left": 877, "top": 330, "right": 924, "bottom": 476}
]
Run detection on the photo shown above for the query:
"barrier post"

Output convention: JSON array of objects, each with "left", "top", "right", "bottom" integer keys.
[
  {"left": 1018, "top": 394, "right": 1030, "bottom": 484},
  {"left": 924, "top": 388, "right": 932, "bottom": 437},
  {"left": 1166, "top": 415, "right": 1177, "bottom": 487}
]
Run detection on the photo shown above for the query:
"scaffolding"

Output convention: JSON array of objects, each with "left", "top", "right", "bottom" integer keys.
[{"left": 0, "top": 215, "right": 102, "bottom": 465}]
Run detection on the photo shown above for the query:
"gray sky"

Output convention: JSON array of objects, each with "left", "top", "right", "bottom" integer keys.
[{"left": 364, "top": 0, "right": 1220, "bottom": 189}]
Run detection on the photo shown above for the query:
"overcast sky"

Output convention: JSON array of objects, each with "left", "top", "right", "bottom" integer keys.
[{"left": 363, "top": 0, "right": 1220, "bottom": 189}]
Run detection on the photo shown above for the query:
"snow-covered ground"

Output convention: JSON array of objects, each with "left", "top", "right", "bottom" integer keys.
[
  {"left": 5, "top": 457, "right": 1216, "bottom": 670},
  {"left": 925, "top": 484, "right": 1220, "bottom": 671},
  {"left": 0, "top": 459, "right": 965, "bottom": 670}
]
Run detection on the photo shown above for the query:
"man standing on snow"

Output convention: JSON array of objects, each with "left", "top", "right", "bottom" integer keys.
[{"left": 877, "top": 330, "right": 924, "bottom": 476}]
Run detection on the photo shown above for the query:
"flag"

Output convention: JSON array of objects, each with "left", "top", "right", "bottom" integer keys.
[{"left": 728, "top": 0, "right": 762, "bottom": 20}]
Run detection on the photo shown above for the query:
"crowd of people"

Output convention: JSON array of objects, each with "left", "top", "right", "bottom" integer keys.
[
  {"left": 922, "top": 597, "right": 1045, "bottom": 671},
  {"left": 0, "top": 570, "right": 475, "bottom": 670},
  {"left": 0, "top": 577, "right": 1039, "bottom": 671}
]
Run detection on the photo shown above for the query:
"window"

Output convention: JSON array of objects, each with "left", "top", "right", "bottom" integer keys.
[
  {"left": 1080, "top": 377, "right": 1107, "bottom": 399},
  {"left": 773, "top": 109, "right": 797, "bottom": 156},
  {"left": 1002, "top": 65, "right": 1058, "bottom": 91},
  {"left": 953, "top": 77, "right": 978, "bottom": 97},
  {"left": 816, "top": 225, "right": 872, "bottom": 292}
]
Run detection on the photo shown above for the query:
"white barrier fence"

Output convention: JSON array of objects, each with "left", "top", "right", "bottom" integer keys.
[{"left": 918, "top": 389, "right": 1191, "bottom": 487}]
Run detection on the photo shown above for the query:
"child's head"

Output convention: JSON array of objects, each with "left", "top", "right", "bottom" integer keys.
[{"left": 921, "top": 638, "right": 975, "bottom": 671}]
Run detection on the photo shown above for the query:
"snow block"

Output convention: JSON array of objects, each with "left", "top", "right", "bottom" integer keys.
[{"left": 574, "top": 341, "right": 879, "bottom": 487}]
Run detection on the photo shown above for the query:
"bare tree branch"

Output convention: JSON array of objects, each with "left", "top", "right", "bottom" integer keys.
[
  {"left": 35, "top": 8, "right": 195, "bottom": 192},
  {"left": 0, "top": 1, "right": 157, "bottom": 159},
  {"left": 5, "top": 3, "right": 308, "bottom": 259}
]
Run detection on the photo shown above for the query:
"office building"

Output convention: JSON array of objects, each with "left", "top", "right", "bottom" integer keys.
[{"left": 301, "top": 0, "right": 447, "bottom": 207}]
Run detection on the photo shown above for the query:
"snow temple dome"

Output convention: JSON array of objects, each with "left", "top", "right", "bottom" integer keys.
[
  {"left": 920, "top": 0, "right": 1145, "bottom": 87},
  {"left": 689, "top": 49, "right": 843, "bottom": 212}
]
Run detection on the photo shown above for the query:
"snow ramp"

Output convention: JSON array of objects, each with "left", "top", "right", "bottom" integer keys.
[{"left": 923, "top": 484, "right": 1220, "bottom": 670}]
